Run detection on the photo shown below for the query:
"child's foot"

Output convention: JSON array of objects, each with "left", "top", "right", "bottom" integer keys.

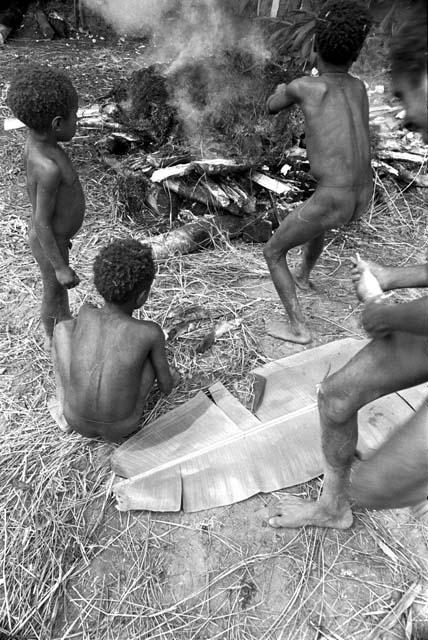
[
  {"left": 268, "top": 495, "right": 353, "bottom": 529},
  {"left": 47, "top": 397, "right": 73, "bottom": 434},
  {"left": 265, "top": 320, "right": 311, "bottom": 344}
]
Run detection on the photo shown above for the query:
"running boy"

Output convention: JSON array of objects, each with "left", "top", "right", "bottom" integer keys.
[
  {"left": 264, "top": 0, "right": 373, "bottom": 344},
  {"left": 7, "top": 64, "right": 84, "bottom": 347},
  {"left": 268, "top": 4, "right": 428, "bottom": 530},
  {"left": 52, "top": 239, "right": 179, "bottom": 442}
]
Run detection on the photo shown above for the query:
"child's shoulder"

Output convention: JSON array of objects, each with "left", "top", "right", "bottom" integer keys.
[
  {"left": 27, "top": 144, "right": 62, "bottom": 183},
  {"left": 131, "top": 318, "right": 165, "bottom": 342},
  {"left": 290, "top": 75, "right": 324, "bottom": 96}
]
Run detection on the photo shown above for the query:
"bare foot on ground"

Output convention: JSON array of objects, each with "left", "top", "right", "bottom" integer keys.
[
  {"left": 265, "top": 319, "right": 311, "bottom": 344},
  {"left": 268, "top": 495, "right": 353, "bottom": 529}
]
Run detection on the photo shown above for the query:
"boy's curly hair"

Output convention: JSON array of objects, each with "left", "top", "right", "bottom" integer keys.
[
  {"left": 390, "top": 6, "right": 427, "bottom": 85},
  {"left": 315, "top": 0, "right": 372, "bottom": 66},
  {"left": 93, "top": 239, "right": 156, "bottom": 304},
  {"left": 7, "top": 64, "right": 77, "bottom": 132}
]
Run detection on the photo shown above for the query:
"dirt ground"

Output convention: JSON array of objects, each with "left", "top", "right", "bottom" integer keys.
[{"left": 0, "top": 8, "right": 427, "bottom": 640}]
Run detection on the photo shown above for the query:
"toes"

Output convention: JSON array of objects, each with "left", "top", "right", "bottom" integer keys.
[{"left": 268, "top": 516, "right": 285, "bottom": 528}]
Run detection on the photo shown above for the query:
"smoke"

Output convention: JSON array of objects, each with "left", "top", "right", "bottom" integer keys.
[
  {"left": 81, "top": 0, "right": 177, "bottom": 35},
  {"left": 83, "top": 0, "right": 272, "bottom": 154}
]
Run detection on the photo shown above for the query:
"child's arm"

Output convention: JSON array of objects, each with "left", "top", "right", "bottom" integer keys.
[
  {"left": 266, "top": 79, "right": 301, "bottom": 114},
  {"left": 148, "top": 325, "right": 176, "bottom": 394},
  {"left": 34, "top": 164, "right": 79, "bottom": 288}
]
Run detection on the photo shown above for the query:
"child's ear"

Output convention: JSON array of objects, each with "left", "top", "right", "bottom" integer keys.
[{"left": 51, "top": 115, "right": 63, "bottom": 132}]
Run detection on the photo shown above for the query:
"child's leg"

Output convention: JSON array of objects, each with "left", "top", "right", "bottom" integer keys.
[
  {"left": 51, "top": 319, "right": 75, "bottom": 432},
  {"left": 263, "top": 188, "right": 350, "bottom": 344},
  {"left": 29, "top": 232, "right": 72, "bottom": 342},
  {"left": 294, "top": 233, "right": 325, "bottom": 290},
  {"left": 52, "top": 320, "right": 75, "bottom": 405}
]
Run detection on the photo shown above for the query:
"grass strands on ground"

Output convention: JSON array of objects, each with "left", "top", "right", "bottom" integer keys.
[{"left": 0, "top": 33, "right": 427, "bottom": 640}]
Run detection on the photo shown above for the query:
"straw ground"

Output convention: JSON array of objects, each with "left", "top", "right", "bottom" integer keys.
[{"left": 0, "top": 31, "right": 427, "bottom": 640}]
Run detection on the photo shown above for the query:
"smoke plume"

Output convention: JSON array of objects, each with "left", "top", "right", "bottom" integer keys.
[{"left": 83, "top": 0, "right": 274, "bottom": 155}]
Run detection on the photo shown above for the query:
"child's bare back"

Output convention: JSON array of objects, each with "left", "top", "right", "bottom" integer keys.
[
  {"left": 52, "top": 240, "right": 178, "bottom": 442},
  {"left": 57, "top": 307, "right": 170, "bottom": 439},
  {"left": 297, "top": 73, "right": 372, "bottom": 193}
]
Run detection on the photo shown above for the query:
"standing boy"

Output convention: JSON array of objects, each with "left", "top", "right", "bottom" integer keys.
[
  {"left": 264, "top": 0, "right": 373, "bottom": 344},
  {"left": 7, "top": 65, "right": 84, "bottom": 347},
  {"left": 268, "top": 4, "right": 428, "bottom": 529},
  {"left": 52, "top": 239, "right": 179, "bottom": 442}
]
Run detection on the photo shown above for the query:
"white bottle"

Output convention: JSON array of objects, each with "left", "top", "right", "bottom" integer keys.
[{"left": 355, "top": 253, "right": 383, "bottom": 301}]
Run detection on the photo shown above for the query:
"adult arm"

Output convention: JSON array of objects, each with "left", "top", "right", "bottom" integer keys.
[
  {"left": 34, "top": 162, "right": 79, "bottom": 287},
  {"left": 362, "top": 295, "right": 428, "bottom": 337},
  {"left": 352, "top": 260, "right": 428, "bottom": 291},
  {"left": 266, "top": 79, "right": 301, "bottom": 114}
]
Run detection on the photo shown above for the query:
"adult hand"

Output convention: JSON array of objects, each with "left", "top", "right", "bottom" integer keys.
[
  {"left": 55, "top": 266, "right": 80, "bottom": 289},
  {"left": 351, "top": 258, "right": 389, "bottom": 290},
  {"left": 361, "top": 298, "right": 393, "bottom": 337}
]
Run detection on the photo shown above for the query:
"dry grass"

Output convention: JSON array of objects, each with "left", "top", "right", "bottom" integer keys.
[{"left": 0, "top": 32, "right": 427, "bottom": 640}]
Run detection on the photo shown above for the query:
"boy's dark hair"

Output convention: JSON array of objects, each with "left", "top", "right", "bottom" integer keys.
[
  {"left": 390, "top": 6, "right": 427, "bottom": 85},
  {"left": 93, "top": 239, "right": 156, "bottom": 304},
  {"left": 315, "top": 0, "right": 372, "bottom": 66},
  {"left": 7, "top": 64, "right": 77, "bottom": 132}
]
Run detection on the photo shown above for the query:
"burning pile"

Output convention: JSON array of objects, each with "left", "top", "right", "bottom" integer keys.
[
  {"left": 111, "top": 66, "right": 178, "bottom": 147},
  {"left": 96, "top": 54, "right": 308, "bottom": 237},
  {"left": 110, "top": 51, "right": 303, "bottom": 164}
]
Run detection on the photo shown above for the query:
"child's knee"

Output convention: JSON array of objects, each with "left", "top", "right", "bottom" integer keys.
[{"left": 263, "top": 239, "right": 287, "bottom": 264}]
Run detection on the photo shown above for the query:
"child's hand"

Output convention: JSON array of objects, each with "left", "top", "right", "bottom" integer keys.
[
  {"left": 169, "top": 366, "right": 181, "bottom": 388},
  {"left": 55, "top": 266, "right": 80, "bottom": 289}
]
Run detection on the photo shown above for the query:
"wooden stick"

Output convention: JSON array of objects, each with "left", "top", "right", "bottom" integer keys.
[
  {"left": 163, "top": 178, "right": 241, "bottom": 215},
  {"left": 377, "top": 149, "right": 427, "bottom": 164},
  {"left": 251, "top": 171, "right": 294, "bottom": 195},
  {"left": 149, "top": 217, "right": 220, "bottom": 260},
  {"left": 270, "top": 0, "right": 280, "bottom": 18}
]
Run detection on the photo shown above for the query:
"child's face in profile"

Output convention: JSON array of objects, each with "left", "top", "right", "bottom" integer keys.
[
  {"left": 56, "top": 105, "right": 78, "bottom": 142},
  {"left": 392, "top": 72, "right": 428, "bottom": 143}
]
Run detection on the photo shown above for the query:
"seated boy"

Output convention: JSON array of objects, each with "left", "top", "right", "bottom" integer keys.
[
  {"left": 264, "top": 0, "right": 373, "bottom": 344},
  {"left": 7, "top": 64, "right": 84, "bottom": 347},
  {"left": 52, "top": 239, "right": 179, "bottom": 442},
  {"left": 268, "top": 6, "right": 428, "bottom": 529}
]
